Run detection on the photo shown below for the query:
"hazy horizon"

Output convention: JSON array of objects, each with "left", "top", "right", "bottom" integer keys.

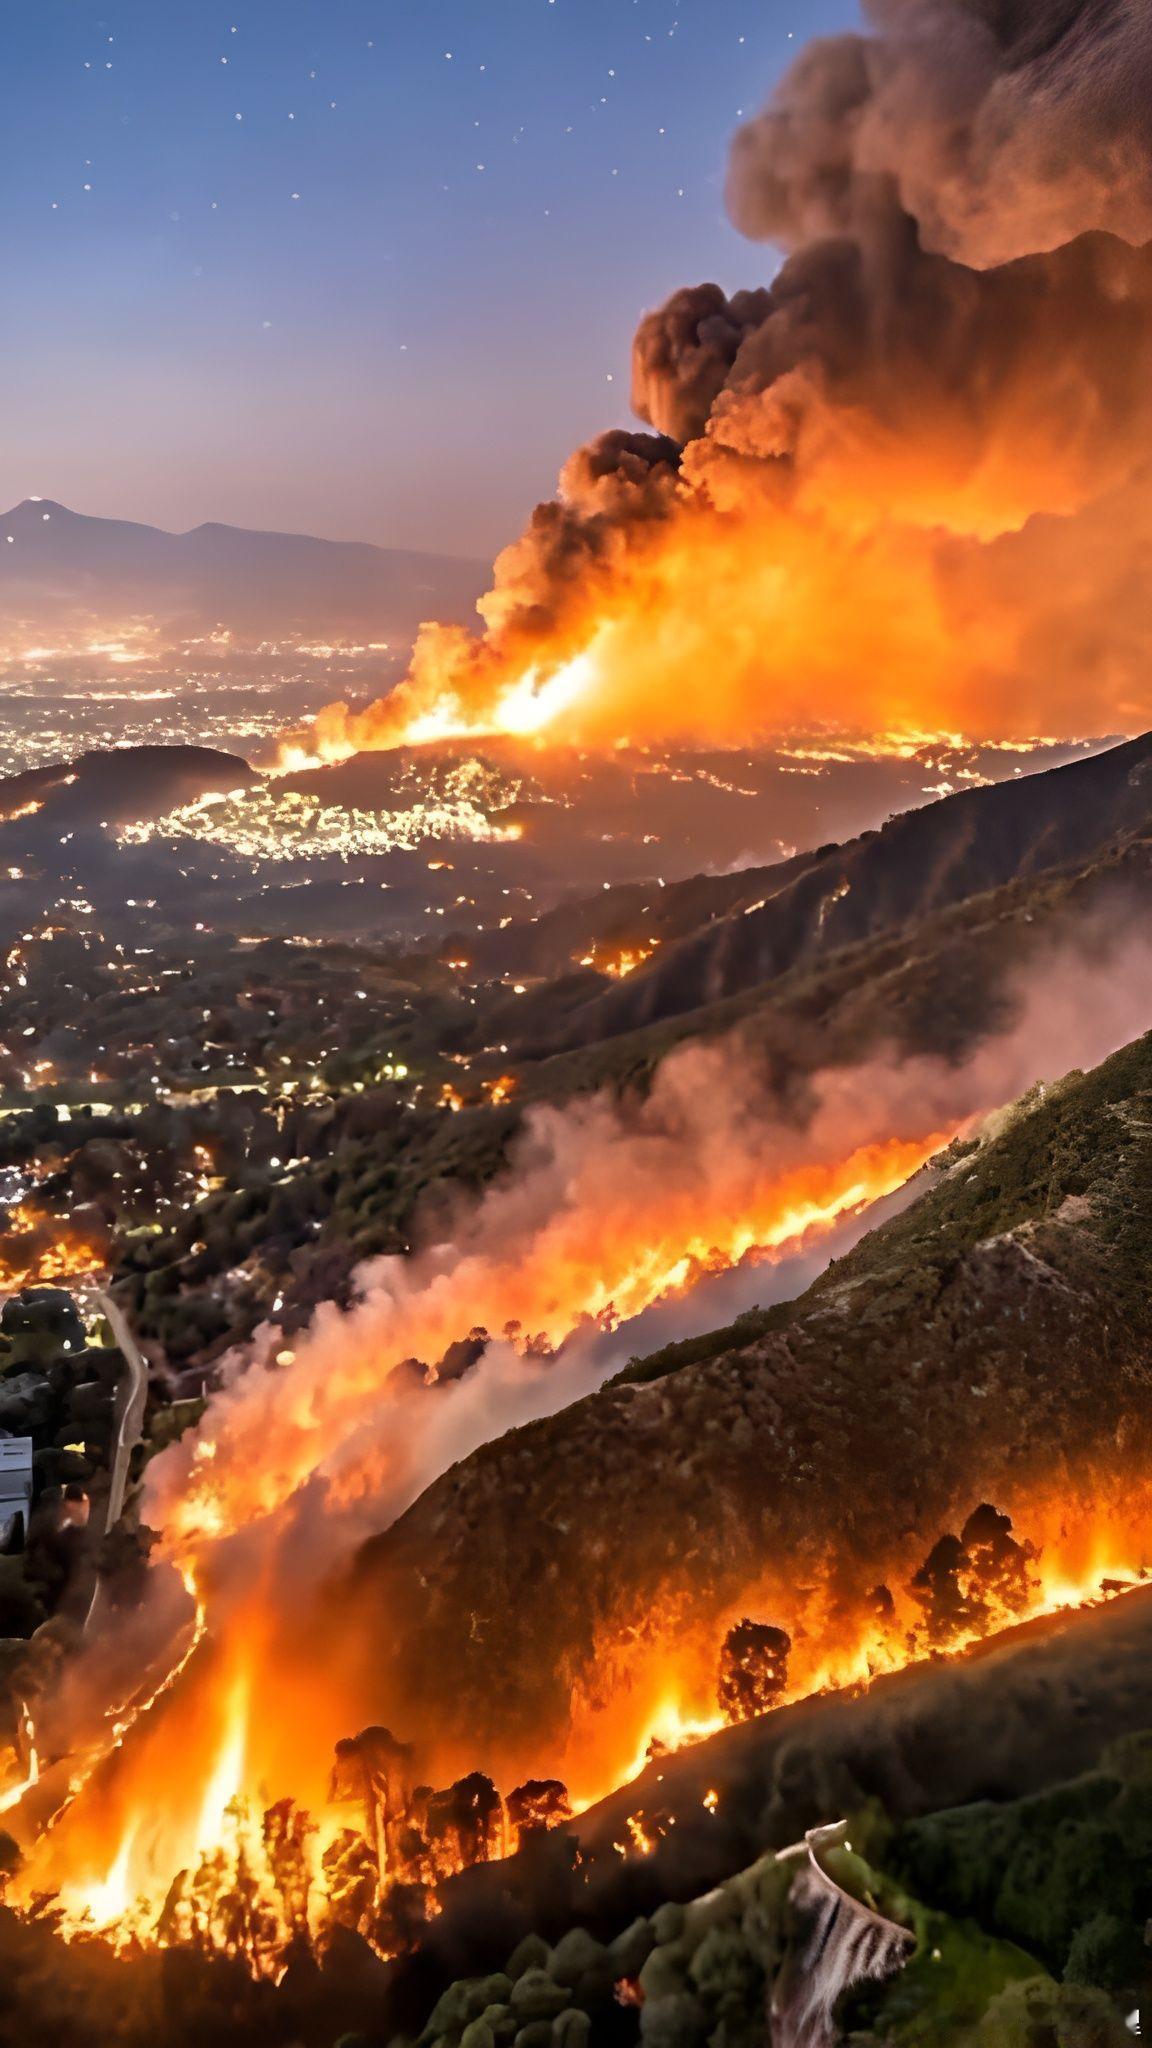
[{"left": 0, "top": 0, "right": 851, "bottom": 559}]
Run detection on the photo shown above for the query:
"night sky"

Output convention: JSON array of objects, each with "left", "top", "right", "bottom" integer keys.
[{"left": 0, "top": 0, "right": 853, "bottom": 558}]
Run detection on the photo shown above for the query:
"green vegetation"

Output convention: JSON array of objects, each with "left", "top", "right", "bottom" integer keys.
[
  {"left": 888, "top": 1732, "right": 1152, "bottom": 2002},
  {"left": 400, "top": 1733, "right": 1151, "bottom": 2046}
]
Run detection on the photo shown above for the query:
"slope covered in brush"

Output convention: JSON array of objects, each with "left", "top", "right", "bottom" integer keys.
[
  {"left": 489, "top": 731, "right": 1152, "bottom": 1056},
  {"left": 340, "top": 1029, "right": 1152, "bottom": 1767}
]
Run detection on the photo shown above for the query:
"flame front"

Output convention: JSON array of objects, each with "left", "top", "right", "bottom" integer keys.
[
  {"left": 19, "top": 1485, "right": 1152, "bottom": 1960},
  {"left": 9, "top": 1099, "right": 951, "bottom": 1941},
  {"left": 154, "top": 1125, "right": 947, "bottom": 1557},
  {"left": 9, "top": 1022, "right": 1150, "bottom": 1961}
]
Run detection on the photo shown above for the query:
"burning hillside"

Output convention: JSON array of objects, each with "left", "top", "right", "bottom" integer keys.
[
  {"left": 8, "top": 1508, "right": 1152, "bottom": 1970},
  {"left": 289, "top": 0, "right": 1152, "bottom": 768},
  {"left": 4, "top": 927, "right": 1151, "bottom": 1964},
  {"left": 329, "top": 1022, "right": 1152, "bottom": 1788},
  {"left": 4, "top": 1113, "right": 950, "bottom": 1955},
  {"left": 3, "top": 7, "right": 1152, "bottom": 2036}
]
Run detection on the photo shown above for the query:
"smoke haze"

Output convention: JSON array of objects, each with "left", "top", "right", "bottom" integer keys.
[{"left": 148, "top": 919, "right": 1152, "bottom": 1574}]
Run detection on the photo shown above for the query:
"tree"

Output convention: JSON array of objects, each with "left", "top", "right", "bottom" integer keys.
[{"left": 717, "top": 1620, "right": 791, "bottom": 1723}]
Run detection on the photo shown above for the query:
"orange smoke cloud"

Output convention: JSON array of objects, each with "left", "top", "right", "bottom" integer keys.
[
  {"left": 146, "top": 1072, "right": 946, "bottom": 1557},
  {"left": 290, "top": 4, "right": 1152, "bottom": 766}
]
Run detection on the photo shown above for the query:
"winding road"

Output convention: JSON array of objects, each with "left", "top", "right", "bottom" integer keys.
[{"left": 96, "top": 1287, "right": 149, "bottom": 1536}]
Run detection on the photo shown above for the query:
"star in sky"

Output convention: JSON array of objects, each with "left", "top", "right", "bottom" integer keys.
[{"left": 0, "top": 0, "right": 854, "bottom": 555}]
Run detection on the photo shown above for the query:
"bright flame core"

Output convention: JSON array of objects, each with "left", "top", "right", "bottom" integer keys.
[{"left": 398, "top": 650, "right": 599, "bottom": 750}]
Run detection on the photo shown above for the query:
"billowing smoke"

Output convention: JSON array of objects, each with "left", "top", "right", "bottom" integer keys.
[
  {"left": 725, "top": 0, "right": 1152, "bottom": 267},
  {"left": 150, "top": 918, "right": 1152, "bottom": 1570},
  {"left": 295, "top": 0, "right": 1152, "bottom": 762},
  {"left": 19, "top": 921, "right": 1152, "bottom": 1906}
]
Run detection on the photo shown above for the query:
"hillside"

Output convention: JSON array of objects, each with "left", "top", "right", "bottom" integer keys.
[
  {"left": 339, "top": 1028, "right": 1152, "bottom": 1775},
  {"left": 114, "top": 748, "right": 1152, "bottom": 1373},
  {"left": 0, "top": 745, "right": 255, "bottom": 831},
  {"left": 0, "top": 498, "right": 486, "bottom": 643},
  {"left": 486, "top": 731, "right": 1152, "bottom": 1055},
  {"left": 380, "top": 1587, "right": 1152, "bottom": 2048}
]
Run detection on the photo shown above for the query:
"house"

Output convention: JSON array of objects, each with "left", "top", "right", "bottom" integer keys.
[{"left": 0, "top": 1435, "right": 34, "bottom": 1550}]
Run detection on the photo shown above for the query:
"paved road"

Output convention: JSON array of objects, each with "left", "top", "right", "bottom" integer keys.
[
  {"left": 79, "top": 1288, "right": 150, "bottom": 1636},
  {"left": 96, "top": 1287, "right": 149, "bottom": 1536}
]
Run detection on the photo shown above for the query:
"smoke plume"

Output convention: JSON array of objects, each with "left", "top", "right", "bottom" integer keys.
[
  {"left": 296, "top": 0, "right": 1152, "bottom": 762},
  {"left": 149, "top": 919, "right": 1152, "bottom": 1569},
  {"left": 20, "top": 921, "right": 1152, "bottom": 1908}
]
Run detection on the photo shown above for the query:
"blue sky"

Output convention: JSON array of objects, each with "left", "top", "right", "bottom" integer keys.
[{"left": 0, "top": 0, "right": 855, "bottom": 555}]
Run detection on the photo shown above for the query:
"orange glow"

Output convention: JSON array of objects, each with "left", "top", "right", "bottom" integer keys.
[
  {"left": 6, "top": 1112, "right": 953, "bottom": 1941},
  {"left": 481, "top": 1074, "right": 518, "bottom": 1106},
  {"left": 278, "top": 222, "right": 1152, "bottom": 771},
  {"left": 285, "top": 439, "right": 1152, "bottom": 768},
  {"left": 11, "top": 1043, "right": 1149, "bottom": 1965},
  {"left": 0, "top": 1704, "right": 39, "bottom": 1818},
  {"left": 578, "top": 939, "right": 661, "bottom": 978},
  {"left": 553, "top": 1486, "right": 1152, "bottom": 1815},
  {"left": 0, "top": 1208, "right": 106, "bottom": 1291},
  {"left": 12, "top": 1486, "right": 1151, "bottom": 1960},
  {"left": 153, "top": 1125, "right": 946, "bottom": 1557}
]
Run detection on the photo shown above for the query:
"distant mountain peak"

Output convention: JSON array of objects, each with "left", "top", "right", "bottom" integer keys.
[
  {"left": 0, "top": 498, "right": 488, "bottom": 644},
  {"left": 3, "top": 497, "right": 73, "bottom": 522}
]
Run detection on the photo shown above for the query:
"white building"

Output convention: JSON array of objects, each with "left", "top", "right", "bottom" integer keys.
[{"left": 0, "top": 1436, "right": 34, "bottom": 1549}]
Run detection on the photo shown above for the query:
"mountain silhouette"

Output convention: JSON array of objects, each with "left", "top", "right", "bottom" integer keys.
[{"left": 0, "top": 498, "right": 486, "bottom": 645}]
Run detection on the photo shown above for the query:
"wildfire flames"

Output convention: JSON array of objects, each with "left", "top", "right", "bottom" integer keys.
[
  {"left": 155, "top": 1124, "right": 946, "bottom": 1557},
  {"left": 5, "top": 1096, "right": 949, "bottom": 1945},
  {"left": 8, "top": 1490, "right": 1151, "bottom": 1967},
  {"left": 7, "top": 0, "right": 1152, "bottom": 1989},
  {"left": 7, "top": 938, "right": 1152, "bottom": 1966},
  {"left": 576, "top": 939, "right": 661, "bottom": 979},
  {"left": 0, "top": 1208, "right": 106, "bottom": 1292}
]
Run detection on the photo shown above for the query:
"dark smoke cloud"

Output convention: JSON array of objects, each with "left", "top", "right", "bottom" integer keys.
[
  {"left": 487, "top": 428, "right": 681, "bottom": 640},
  {"left": 637, "top": 228, "right": 1152, "bottom": 523},
  {"left": 726, "top": 0, "right": 1152, "bottom": 267},
  {"left": 642, "top": 0, "right": 1152, "bottom": 528},
  {"left": 632, "top": 284, "right": 773, "bottom": 444}
]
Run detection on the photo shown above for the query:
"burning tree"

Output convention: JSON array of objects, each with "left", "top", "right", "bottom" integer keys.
[
  {"left": 423, "top": 1770, "right": 505, "bottom": 1877},
  {"left": 328, "top": 1724, "right": 416, "bottom": 1880},
  {"left": 320, "top": 1828, "right": 380, "bottom": 1933},
  {"left": 507, "top": 1777, "right": 572, "bottom": 1842},
  {"left": 718, "top": 1619, "right": 792, "bottom": 1724},
  {"left": 909, "top": 1504, "right": 1037, "bottom": 1645}
]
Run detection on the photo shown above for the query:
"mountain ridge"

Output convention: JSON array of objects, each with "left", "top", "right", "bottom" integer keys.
[
  {"left": 0, "top": 498, "right": 483, "bottom": 569},
  {"left": 0, "top": 497, "right": 487, "bottom": 645},
  {"left": 487, "top": 731, "right": 1152, "bottom": 1057}
]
